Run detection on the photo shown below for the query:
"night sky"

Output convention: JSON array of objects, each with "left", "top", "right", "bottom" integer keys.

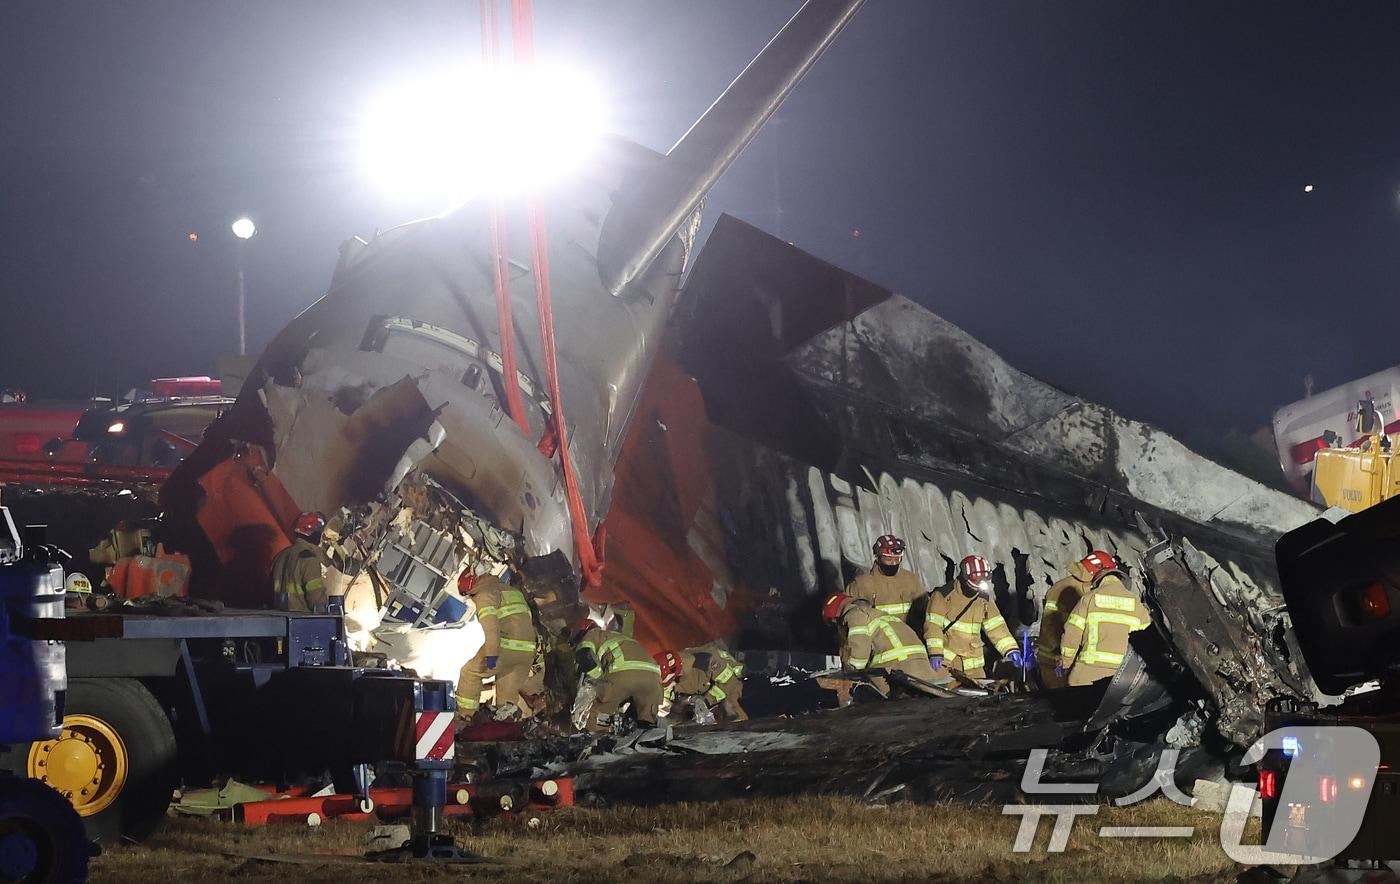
[{"left": 4, "top": 1, "right": 1399, "bottom": 440}]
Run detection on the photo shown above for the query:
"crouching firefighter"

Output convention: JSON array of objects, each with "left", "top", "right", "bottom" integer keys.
[
  {"left": 271, "top": 511, "right": 331, "bottom": 612},
  {"left": 574, "top": 617, "right": 663, "bottom": 732},
  {"left": 924, "top": 555, "right": 1024, "bottom": 682},
  {"left": 455, "top": 570, "right": 540, "bottom": 721},
  {"left": 822, "top": 591, "right": 938, "bottom": 697},
  {"left": 654, "top": 645, "right": 748, "bottom": 723},
  {"left": 1058, "top": 552, "right": 1150, "bottom": 687}
]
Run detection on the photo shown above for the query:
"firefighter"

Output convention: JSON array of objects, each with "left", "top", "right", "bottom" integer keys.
[
  {"left": 924, "top": 555, "right": 1023, "bottom": 681},
  {"left": 270, "top": 512, "right": 330, "bottom": 612},
  {"left": 455, "top": 570, "right": 540, "bottom": 721},
  {"left": 845, "top": 534, "right": 925, "bottom": 625},
  {"left": 1035, "top": 554, "right": 1097, "bottom": 689},
  {"left": 574, "top": 617, "right": 663, "bottom": 732},
  {"left": 1058, "top": 554, "right": 1150, "bottom": 686},
  {"left": 822, "top": 591, "right": 938, "bottom": 696},
  {"left": 655, "top": 645, "right": 748, "bottom": 723}
]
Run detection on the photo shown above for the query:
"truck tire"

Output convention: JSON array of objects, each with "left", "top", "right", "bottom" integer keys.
[
  {"left": 0, "top": 776, "right": 90, "bottom": 883},
  {"left": 0, "top": 678, "right": 177, "bottom": 845}
]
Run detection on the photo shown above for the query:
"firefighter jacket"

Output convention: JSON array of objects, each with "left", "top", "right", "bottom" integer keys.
[
  {"left": 577, "top": 626, "right": 661, "bottom": 682},
  {"left": 1058, "top": 573, "right": 1149, "bottom": 686},
  {"left": 472, "top": 575, "right": 538, "bottom": 658},
  {"left": 1036, "top": 561, "right": 1091, "bottom": 665},
  {"left": 271, "top": 539, "right": 328, "bottom": 613},
  {"left": 846, "top": 566, "right": 925, "bottom": 621},
  {"left": 924, "top": 586, "right": 1016, "bottom": 673},
  {"left": 670, "top": 645, "right": 744, "bottom": 706},
  {"left": 838, "top": 599, "right": 928, "bottom": 673}
]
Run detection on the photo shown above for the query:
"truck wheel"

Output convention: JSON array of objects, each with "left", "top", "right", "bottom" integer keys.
[
  {"left": 0, "top": 776, "right": 90, "bottom": 883},
  {"left": 2, "top": 678, "right": 177, "bottom": 845}
]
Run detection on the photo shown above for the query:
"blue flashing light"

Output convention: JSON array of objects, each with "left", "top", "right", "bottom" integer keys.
[{"left": 1282, "top": 735, "right": 1302, "bottom": 759}]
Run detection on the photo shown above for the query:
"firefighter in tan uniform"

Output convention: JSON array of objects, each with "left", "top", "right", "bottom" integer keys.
[
  {"left": 846, "top": 534, "right": 925, "bottom": 626},
  {"left": 1058, "top": 556, "right": 1150, "bottom": 687},
  {"left": 924, "top": 555, "right": 1024, "bottom": 681},
  {"left": 823, "top": 591, "right": 938, "bottom": 696},
  {"left": 271, "top": 512, "right": 331, "bottom": 612},
  {"left": 655, "top": 645, "right": 748, "bottom": 722},
  {"left": 455, "top": 571, "right": 540, "bottom": 720},
  {"left": 575, "top": 620, "right": 663, "bottom": 732},
  {"left": 1035, "top": 555, "right": 1096, "bottom": 689}
]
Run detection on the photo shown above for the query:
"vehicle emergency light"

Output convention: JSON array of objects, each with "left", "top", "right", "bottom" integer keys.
[
  {"left": 1258, "top": 769, "right": 1279, "bottom": 800},
  {"left": 1282, "top": 735, "right": 1302, "bottom": 758},
  {"left": 1320, "top": 776, "right": 1338, "bottom": 805}
]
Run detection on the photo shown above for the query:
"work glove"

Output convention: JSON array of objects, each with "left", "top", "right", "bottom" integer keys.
[
  {"left": 485, "top": 655, "right": 498, "bottom": 670},
  {"left": 929, "top": 655, "right": 943, "bottom": 671},
  {"left": 1007, "top": 649, "right": 1028, "bottom": 671}
]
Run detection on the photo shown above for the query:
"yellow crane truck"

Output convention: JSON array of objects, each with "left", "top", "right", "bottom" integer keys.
[{"left": 1308, "top": 399, "right": 1400, "bottom": 513}]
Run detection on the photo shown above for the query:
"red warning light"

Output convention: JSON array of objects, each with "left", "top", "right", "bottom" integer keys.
[{"left": 187, "top": 232, "right": 199, "bottom": 242}]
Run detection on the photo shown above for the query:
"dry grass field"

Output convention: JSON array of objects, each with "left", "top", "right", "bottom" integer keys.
[{"left": 91, "top": 796, "right": 1264, "bottom": 883}]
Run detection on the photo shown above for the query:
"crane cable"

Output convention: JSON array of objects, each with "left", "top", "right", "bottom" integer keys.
[{"left": 486, "top": 0, "right": 605, "bottom": 586}]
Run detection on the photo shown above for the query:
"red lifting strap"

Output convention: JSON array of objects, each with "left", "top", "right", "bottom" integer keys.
[
  {"left": 480, "top": 0, "right": 530, "bottom": 435},
  {"left": 508, "top": 0, "right": 605, "bottom": 586}
]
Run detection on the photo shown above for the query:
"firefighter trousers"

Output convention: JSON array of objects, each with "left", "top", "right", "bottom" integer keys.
[
  {"left": 589, "top": 670, "right": 662, "bottom": 731},
  {"left": 456, "top": 647, "right": 536, "bottom": 716}
]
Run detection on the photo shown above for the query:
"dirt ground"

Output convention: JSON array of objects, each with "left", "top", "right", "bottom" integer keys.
[{"left": 91, "top": 796, "right": 1264, "bottom": 883}]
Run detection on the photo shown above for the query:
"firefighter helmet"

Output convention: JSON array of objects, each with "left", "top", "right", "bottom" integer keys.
[
  {"left": 655, "top": 651, "right": 683, "bottom": 687},
  {"left": 293, "top": 511, "right": 325, "bottom": 539},
  {"left": 821, "top": 592, "right": 851, "bottom": 622},
  {"left": 1079, "top": 550, "right": 1117, "bottom": 579},
  {"left": 873, "top": 534, "right": 906, "bottom": 557},
  {"left": 958, "top": 554, "right": 993, "bottom": 592},
  {"left": 457, "top": 571, "right": 479, "bottom": 594}
]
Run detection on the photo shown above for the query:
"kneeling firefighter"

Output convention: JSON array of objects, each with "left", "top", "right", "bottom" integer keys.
[
  {"left": 822, "top": 591, "right": 938, "bottom": 697},
  {"left": 574, "top": 617, "right": 663, "bottom": 732},
  {"left": 654, "top": 645, "right": 747, "bottom": 723}
]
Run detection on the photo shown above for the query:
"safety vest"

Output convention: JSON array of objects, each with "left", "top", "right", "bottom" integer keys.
[{"left": 579, "top": 629, "right": 661, "bottom": 680}]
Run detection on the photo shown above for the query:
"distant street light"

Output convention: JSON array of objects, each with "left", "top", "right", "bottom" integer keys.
[{"left": 231, "top": 217, "right": 256, "bottom": 355}]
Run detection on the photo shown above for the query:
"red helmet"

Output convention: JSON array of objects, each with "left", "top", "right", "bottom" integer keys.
[
  {"left": 457, "top": 571, "right": 479, "bottom": 594},
  {"left": 654, "top": 650, "right": 683, "bottom": 687},
  {"left": 873, "top": 534, "right": 906, "bottom": 557},
  {"left": 293, "top": 511, "right": 325, "bottom": 539},
  {"left": 1079, "top": 550, "right": 1117, "bottom": 579},
  {"left": 958, "top": 554, "right": 992, "bottom": 591},
  {"left": 822, "top": 592, "right": 851, "bottom": 622}
]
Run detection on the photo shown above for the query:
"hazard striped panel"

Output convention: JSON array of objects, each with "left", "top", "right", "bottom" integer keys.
[{"left": 415, "top": 710, "right": 456, "bottom": 761}]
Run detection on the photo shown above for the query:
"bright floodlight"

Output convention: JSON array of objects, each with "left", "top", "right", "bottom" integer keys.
[
  {"left": 359, "top": 63, "right": 605, "bottom": 206},
  {"left": 231, "top": 217, "right": 257, "bottom": 239}
]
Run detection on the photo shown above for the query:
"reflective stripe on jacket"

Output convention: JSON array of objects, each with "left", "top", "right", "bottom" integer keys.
[
  {"left": 923, "top": 588, "right": 1015, "bottom": 671},
  {"left": 840, "top": 603, "right": 926, "bottom": 671},
  {"left": 472, "top": 577, "right": 538, "bottom": 658},
  {"left": 846, "top": 567, "right": 925, "bottom": 621},
  {"left": 1058, "top": 574, "right": 1149, "bottom": 672},
  {"left": 1036, "top": 567, "right": 1090, "bottom": 664},
  {"left": 579, "top": 627, "right": 661, "bottom": 680}
]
